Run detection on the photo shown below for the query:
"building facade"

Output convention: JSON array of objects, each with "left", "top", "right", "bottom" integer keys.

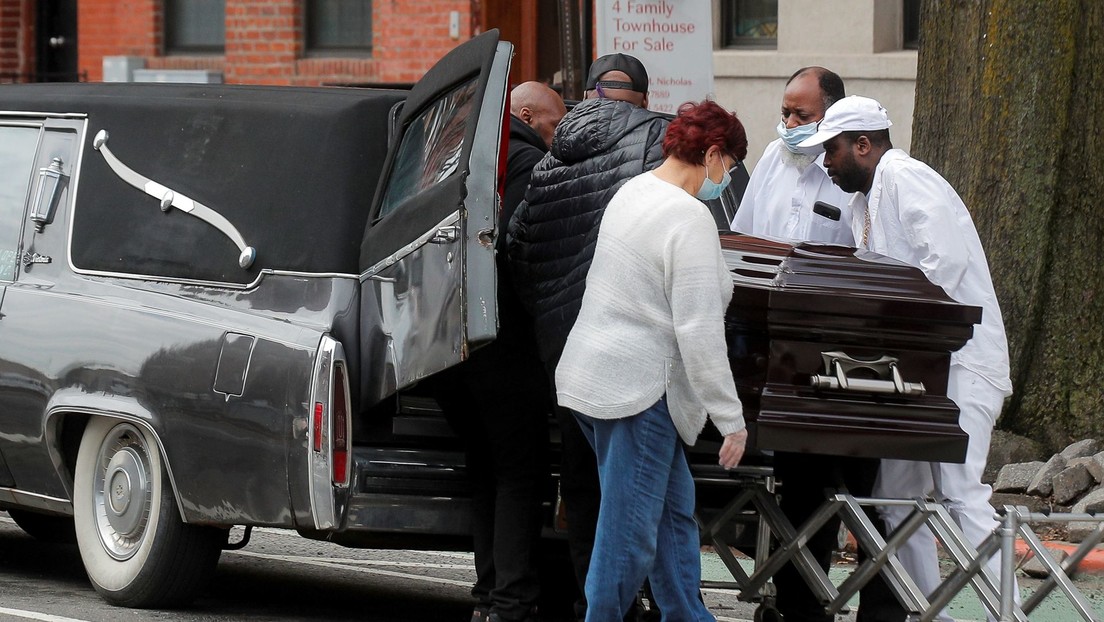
[
  {"left": 0, "top": 0, "right": 919, "bottom": 169},
  {"left": 714, "top": 0, "right": 919, "bottom": 168},
  {"left": 1, "top": 0, "right": 481, "bottom": 86}
]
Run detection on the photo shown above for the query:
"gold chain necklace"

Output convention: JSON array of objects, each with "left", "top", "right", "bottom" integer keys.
[{"left": 862, "top": 206, "right": 871, "bottom": 247}]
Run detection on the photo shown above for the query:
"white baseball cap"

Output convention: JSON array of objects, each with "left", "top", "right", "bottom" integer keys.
[{"left": 798, "top": 95, "right": 893, "bottom": 148}]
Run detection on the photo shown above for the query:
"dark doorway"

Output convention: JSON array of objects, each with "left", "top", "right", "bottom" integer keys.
[
  {"left": 36, "top": 0, "right": 79, "bottom": 82},
  {"left": 482, "top": 0, "right": 566, "bottom": 90}
]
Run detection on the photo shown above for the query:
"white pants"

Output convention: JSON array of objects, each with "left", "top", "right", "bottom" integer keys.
[{"left": 874, "top": 366, "right": 1016, "bottom": 622}]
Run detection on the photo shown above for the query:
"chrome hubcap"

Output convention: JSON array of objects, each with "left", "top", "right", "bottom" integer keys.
[{"left": 92, "top": 423, "right": 152, "bottom": 561}]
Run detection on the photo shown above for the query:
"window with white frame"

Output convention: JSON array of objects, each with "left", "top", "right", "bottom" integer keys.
[
  {"left": 164, "top": 0, "right": 225, "bottom": 54},
  {"left": 306, "top": 0, "right": 373, "bottom": 55}
]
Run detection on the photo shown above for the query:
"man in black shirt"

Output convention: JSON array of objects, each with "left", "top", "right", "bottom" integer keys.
[{"left": 436, "top": 81, "right": 565, "bottom": 622}]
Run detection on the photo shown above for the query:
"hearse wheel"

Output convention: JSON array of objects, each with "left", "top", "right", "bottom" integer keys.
[{"left": 73, "top": 418, "right": 224, "bottom": 607}]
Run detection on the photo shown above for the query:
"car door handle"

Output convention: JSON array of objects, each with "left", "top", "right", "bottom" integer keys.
[{"left": 429, "top": 225, "right": 459, "bottom": 244}]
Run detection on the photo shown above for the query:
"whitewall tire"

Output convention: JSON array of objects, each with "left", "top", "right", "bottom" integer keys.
[{"left": 72, "top": 417, "right": 224, "bottom": 607}]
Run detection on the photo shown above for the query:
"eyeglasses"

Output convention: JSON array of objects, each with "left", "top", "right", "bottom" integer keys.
[{"left": 704, "top": 148, "right": 741, "bottom": 171}]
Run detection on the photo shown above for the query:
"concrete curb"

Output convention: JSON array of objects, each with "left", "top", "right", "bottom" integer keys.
[
  {"left": 1016, "top": 540, "right": 1104, "bottom": 575},
  {"left": 843, "top": 533, "right": 1104, "bottom": 576}
]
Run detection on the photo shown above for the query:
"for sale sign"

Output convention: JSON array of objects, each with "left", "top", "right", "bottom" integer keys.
[{"left": 595, "top": 0, "right": 714, "bottom": 113}]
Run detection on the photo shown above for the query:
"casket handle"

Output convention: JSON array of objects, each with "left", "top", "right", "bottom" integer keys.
[{"left": 810, "top": 351, "right": 926, "bottom": 396}]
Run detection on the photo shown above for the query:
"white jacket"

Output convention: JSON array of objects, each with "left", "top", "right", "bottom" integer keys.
[
  {"left": 556, "top": 172, "right": 746, "bottom": 445},
  {"left": 733, "top": 138, "right": 855, "bottom": 245},
  {"left": 850, "top": 149, "right": 1012, "bottom": 395}
]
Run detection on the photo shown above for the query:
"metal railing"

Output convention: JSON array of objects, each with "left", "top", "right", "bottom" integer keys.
[{"left": 703, "top": 476, "right": 1104, "bottom": 621}]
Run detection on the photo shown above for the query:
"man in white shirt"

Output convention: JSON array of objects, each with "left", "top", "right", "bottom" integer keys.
[
  {"left": 800, "top": 95, "right": 1016, "bottom": 621},
  {"left": 732, "top": 66, "right": 854, "bottom": 245},
  {"left": 733, "top": 68, "right": 904, "bottom": 622}
]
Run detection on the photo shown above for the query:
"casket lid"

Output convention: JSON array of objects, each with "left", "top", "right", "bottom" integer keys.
[{"left": 721, "top": 233, "right": 982, "bottom": 326}]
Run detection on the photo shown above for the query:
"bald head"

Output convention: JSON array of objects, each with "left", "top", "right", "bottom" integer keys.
[
  {"left": 510, "top": 81, "right": 567, "bottom": 148},
  {"left": 786, "top": 66, "right": 845, "bottom": 112}
]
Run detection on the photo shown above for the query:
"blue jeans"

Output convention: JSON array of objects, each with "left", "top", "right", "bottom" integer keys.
[{"left": 573, "top": 397, "right": 714, "bottom": 622}]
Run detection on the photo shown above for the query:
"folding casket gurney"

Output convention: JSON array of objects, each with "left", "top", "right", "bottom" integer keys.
[{"left": 688, "top": 235, "right": 1104, "bottom": 622}]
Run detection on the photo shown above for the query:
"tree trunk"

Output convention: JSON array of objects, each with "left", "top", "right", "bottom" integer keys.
[{"left": 912, "top": 0, "right": 1104, "bottom": 450}]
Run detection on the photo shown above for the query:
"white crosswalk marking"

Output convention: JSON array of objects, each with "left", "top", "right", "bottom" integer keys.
[{"left": 0, "top": 607, "right": 92, "bottom": 622}]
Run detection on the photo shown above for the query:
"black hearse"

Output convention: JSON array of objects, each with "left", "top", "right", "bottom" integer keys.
[{"left": 0, "top": 30, "right": 516, "bottom": 607}]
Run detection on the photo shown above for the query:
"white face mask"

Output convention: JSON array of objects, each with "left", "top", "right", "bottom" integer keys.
[
  {"left": 776, "top": 120, "right": 821, "bottom": 155},
  {"left": 695, "top": 157, "right": 732, "bottom": 201}
]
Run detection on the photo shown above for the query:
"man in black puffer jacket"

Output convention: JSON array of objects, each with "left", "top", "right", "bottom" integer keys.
[
  {"left": 508, "top": 58, "right": 668, "bottom": 366},
  {"left": 507, "top": 53, "right": 669, "bottom": 622}
]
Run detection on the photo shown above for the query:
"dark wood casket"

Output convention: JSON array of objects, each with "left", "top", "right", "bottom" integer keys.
[{"left": 721, "top": 234, "right": 979, "bottom": 463}]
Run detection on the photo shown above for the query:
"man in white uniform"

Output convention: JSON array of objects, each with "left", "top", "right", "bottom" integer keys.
[
  {"left": 732, "top": 66, "right": 854, "bottom": 245},
  {"left": 735, "top": 67, "right": 906, "bottom": 622},
  {"left": 800, "top": 95, "right": 1015, "bottom": 621}
]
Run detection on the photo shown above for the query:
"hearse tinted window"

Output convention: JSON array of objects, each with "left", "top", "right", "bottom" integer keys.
[
  {"left": 377, "top": 78, "right": 477, "bottom": 219},
  {"left": 0, "top": 125, "right": 40, "bottom": 281}
]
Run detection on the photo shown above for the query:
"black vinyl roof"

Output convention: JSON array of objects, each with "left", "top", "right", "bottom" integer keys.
[{"left": 0, "top": 82, "right": 407, "bottom": 284}]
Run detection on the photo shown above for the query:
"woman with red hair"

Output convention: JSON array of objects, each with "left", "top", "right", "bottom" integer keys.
[{"left": 555, "top": 100, "right": 749, "bottom": 621}]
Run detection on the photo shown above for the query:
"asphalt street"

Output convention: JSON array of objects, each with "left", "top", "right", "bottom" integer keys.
[
  {"left": 0, "top": 511, "right": 763, "bottom": 621},
  {"left": 4, "top": 510, "right": 1104, "bottom": 621}
]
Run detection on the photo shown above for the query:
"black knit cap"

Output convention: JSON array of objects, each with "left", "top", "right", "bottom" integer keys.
[{"left": 585, "top": 53, "right": 649, "bottom": 93}]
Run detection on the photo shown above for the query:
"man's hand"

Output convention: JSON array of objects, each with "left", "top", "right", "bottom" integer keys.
[{"left": 718, "top": 429, "right": 748, "bottom": 470}]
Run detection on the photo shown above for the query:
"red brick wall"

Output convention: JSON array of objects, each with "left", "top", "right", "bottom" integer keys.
[
  {"left": 0, "top": 0, "right": 34, "bottom": 81},
  {"left": 365, "top": 0, "right": 472, "bottom": 85},
  {"left": 226, "top": 0, "right": 297, "bottom": 84},
  {"left": 79, "top": 0, "right": 159, "bottom": 81},
  {"left": 72, "top": 0, "right": 475, "bottom": 86}
]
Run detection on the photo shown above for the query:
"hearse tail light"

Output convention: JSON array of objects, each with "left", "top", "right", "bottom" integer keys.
[
  {"left": 331, "top": 365, "right": 350, "bottom": 486},
  {"left": 308, "top": 336, "right": 350, "bottom": 529},
  {"left": 312, "top": 402, "right": 324, "bottom": 452}
]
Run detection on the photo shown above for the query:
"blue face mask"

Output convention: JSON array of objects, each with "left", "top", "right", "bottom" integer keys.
[
  {"left": 776, "top": 120, "right": 820, "bottom": 154},
  {"left": 695, "top": 157, "right": 731, "bottom": 201}
]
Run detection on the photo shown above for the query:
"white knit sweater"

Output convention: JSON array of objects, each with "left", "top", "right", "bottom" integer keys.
[{"left": 555, "top": 172, "right": 746, "bottom": 445}]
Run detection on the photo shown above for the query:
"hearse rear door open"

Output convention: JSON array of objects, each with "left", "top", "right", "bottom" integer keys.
[{"left": 358, "top": 30, "right": 511, "bottom": 405}]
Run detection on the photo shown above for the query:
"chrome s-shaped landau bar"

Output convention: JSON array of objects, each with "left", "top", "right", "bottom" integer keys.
[{"left": 92, "top": 129, "right": 257, "bottom": 269}]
